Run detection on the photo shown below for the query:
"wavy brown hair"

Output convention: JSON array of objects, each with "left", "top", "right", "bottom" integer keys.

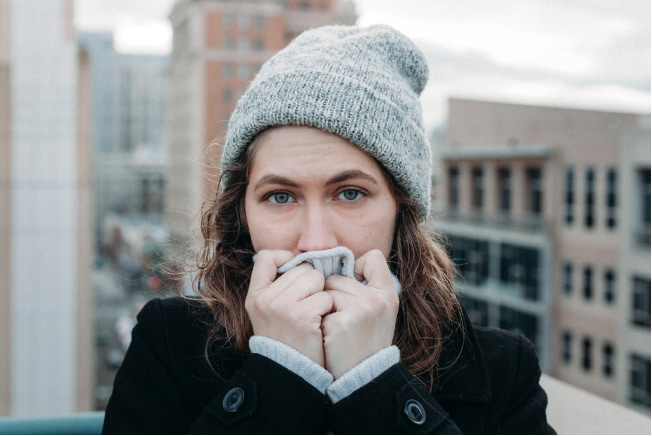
[{"left": 193, "top": 137, "right": 463, "bottom": 388}]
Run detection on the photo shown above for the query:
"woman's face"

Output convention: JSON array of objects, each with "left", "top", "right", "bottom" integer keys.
[{"left": 244, "top": 126, "right": 398, "bottom": 260}]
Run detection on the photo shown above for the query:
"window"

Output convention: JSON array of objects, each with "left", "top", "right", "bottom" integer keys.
[
  {"left": 255, "top": 14, "right": 265, "bottom": 28},
  {"left": 563, "top": 262, "right": 573, "bottom": 295},
  {"left": 223, "top": 12, "right": 234, "bottom": 28},
  {"left": 526, "top": 167, "right": 543, "bottom": 215},
  {"left": 632, "top": 277, "right": 651, "bottom": 327},
  {"left": 447, "top": 236, "right": 489, "bottom": 286},
  {"left": 222, "top": 63, "right": 233, "bottom": 78},
  {"left": 238, "top": 64, "right": 249, "bottom": 80},
  {"left": 238, "top": 13, "right": 249, "bottom": 29},
  {"left": 299, "top": 1, "right": 311, "bottom": 9},
  {"left": 471, "top": 167, "right": 484, "bottom": 210},
  {"left": 562, "top": 331, "right": 572, "bottom": 363},
  {"left": 238, "top": 37, "right": 249, "bottom": 51},
  {"left": 498, "top": 167, "right": 511, "bottom": 213},
  {"left": 630, "top": 354, "right": 651, "bottom": 406},
  {"left": 585, "top": 168, "right": 595, "bottom": 228},
  {"left": 500, "top": 244, "right": 540, "bottom": 301},
  {"left": 223, "top": 88, "right": 233, "bottom": 103},
  {"left": 499, "top": 306, "right": 539, "bottom": 351},
  {"left": 603, "top": 343, "right": 614, "bottom": 378},
  {"left": 636, "top": 169, "right": 651, "bottom": 247},
  {"left": 460, "top": 295, "right": 489, "bottom": 327},
  {"left": 583, "top": 266, "right": 593, "bottom": 300},
  {"left": 254, "top": 39, "right": 264, "bottom": 51},
  {"left": 223, "top": 37, "right": 234, "bottom": 50},
  {"left": 604, "top": 269, "right": 615, "bottom": 304},
  {"left": 565, "top": 167, "right": 574, "bottom": 225},
  {"left": 582, "top": 337, "right": 592, "bottom": 371},
  {"left": 606, "top": 168, "right": 617, "bottom": 229},
  {"left": 448, "top": 167, "right": 459, "bottom": 210}
]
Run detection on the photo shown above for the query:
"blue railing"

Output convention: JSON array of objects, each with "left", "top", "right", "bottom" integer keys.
[{"left": 0, "top": 411, "right": 104, "bottom": 435}]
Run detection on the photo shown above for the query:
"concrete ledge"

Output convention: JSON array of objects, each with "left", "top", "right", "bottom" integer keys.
[{"left": 541, "top": 374, "right": 651, "bottom": 435}]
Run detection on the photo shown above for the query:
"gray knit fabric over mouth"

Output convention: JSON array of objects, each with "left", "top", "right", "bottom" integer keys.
[{"left": 221, "top": 24, "right": 432, "bottom": 219}]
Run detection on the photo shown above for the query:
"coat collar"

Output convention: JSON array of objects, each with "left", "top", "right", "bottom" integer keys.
[{"left": 430, "top": 309, "right": 492, "bottom": 403}]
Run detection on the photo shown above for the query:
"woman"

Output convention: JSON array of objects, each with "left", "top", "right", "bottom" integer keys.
[{"left": 103, "top": 25, "right": 554, "bottom": 434}]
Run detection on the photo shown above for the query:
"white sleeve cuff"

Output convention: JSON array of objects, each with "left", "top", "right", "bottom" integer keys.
[
  {"left": 249, "top": 335, "right": 333, "bottom": 394},
  {"left": 326, "top": 345, "right": 400, "bottom": 404}
]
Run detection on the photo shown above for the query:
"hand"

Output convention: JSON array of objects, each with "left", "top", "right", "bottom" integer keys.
[
  {"left": 245, "top": 250, "right": 333, "bottom": 367},
  {"left": 321, "top": 249, "right": 399, "bottom": 379}
]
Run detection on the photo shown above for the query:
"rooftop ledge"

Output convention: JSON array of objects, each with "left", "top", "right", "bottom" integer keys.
[
  {"left": 540, "top": 374, "right": 650, "bottom": 435},
  {"left": 0, "top": 375, "right": 649, "bottom": 434},
  {"left": 439, "top": 143, "right": 553, "bottom": 160}
]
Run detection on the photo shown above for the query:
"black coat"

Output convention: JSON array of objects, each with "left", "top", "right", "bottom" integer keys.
[{"left": 102, "top": 297, "right": 555, "bottom": 434}]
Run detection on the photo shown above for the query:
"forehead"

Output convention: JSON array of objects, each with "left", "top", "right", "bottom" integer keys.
[{"left": 249, "top": 126, "right": 385, "bottom": 178}]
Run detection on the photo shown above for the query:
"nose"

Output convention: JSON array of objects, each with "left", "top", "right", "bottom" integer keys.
[{"left": 296, "top": 202, "right": 338, "bottom": 253}]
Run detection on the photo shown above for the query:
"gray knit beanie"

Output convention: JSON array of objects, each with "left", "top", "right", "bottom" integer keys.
[{"left": 222, "top": 24, "right": 431, "bottom": 218}]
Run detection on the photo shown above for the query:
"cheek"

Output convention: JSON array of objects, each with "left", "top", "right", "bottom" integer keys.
[
  {"left": 244, "top": 198, "right": 296, "bottom": 252},
  {"left": 341, "top": 200, "right": 397, "bottom": 259}
]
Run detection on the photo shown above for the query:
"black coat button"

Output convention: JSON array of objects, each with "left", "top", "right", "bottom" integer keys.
[
  {"left": 404, "top": 399, "right": 426, "bottom": 425},
  {"left": 222, "top": 387, "right": 245, "bottom": 413}
]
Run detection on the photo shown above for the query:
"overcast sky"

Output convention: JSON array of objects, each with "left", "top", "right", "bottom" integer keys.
[{"left": 75, "top": 0, "right": 650, "bottom": 133}]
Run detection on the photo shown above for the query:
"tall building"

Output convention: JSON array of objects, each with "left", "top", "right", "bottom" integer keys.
[
  {"left": 0, "top": 0, "right": 93, "bottom": 416},
  {"left": 78, "top": 32, "right": 119, "bottom": 154},
  {"left": 433, "top": 98, "right": 651, "bottom": 413},
  {"left": 117, "top": 54, "right": 168, "bottom": 154},
  {"left": 79, "top": 32, "right": 169, "bottom": 242},
  {"left": 166, "top": 0, "right": 357, "bottom": 251}
]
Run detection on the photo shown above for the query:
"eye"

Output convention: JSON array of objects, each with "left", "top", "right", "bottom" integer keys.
[
  {"left": 267, "top": 192, "right": 293, "bottom": 204},
  {"left": 338, "top": 189, "right": 363, "bottom": 201}
]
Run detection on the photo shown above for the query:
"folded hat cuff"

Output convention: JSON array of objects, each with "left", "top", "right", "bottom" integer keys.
[{"left": 223, "top": 68, "right": 431, "bottom": 219}]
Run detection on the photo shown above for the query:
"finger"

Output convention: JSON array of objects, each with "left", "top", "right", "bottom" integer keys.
[
  {"left": 271, "top": 263, "right": 326, "bottom": 302},
  {"left": 354, "top": 249, "right": 393, "bottom": 290},
  {"left": 299, "top": 291, "right": 333, "bottom": 317},
  {"left": 324, "top": 274, "right": 366, "bottom": 297},
  {"left": 324, "top": 288, "right": 358, "bottom": 312},
  {"left": 249, "top": 249, "right": 295, "bottom": 292}
]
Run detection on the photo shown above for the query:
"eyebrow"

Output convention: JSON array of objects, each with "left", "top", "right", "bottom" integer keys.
[{"left": 253, "top": 169, "right": 378, "bottom": 192}]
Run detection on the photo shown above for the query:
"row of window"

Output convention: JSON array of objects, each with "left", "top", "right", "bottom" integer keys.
[
  {"left": 561, "top": 262, "right": 616, "bottom": 303},
  {"left": 448, "top": 165, "right": 543, "bottom": 216},
  {"left": 560, "top": 332, "right": 650, "bottom": 406},
  {"left": 448, "top": 165, "right": 651, "bottom": 235},
  {"left": 561, "top": 332, "right": 614, "bottom": 376},
  {"left": 221, "top": 63, "right": 262, "bottom": 81},
  {"left": 562, "top": 264, "right": 650, "bottom": 327},
  {"left": 564, "top": 167, "right": 617, "bottom": 229},
  {"left": 448, "top": 236, "right": 540, "bottom": 301},
  {"left": 462, "top": 295, "right": 540, "bottom": 351},
  {"left": 564, "top": 167, "right": 651, "bottom": 233},
  {"left": 222, "top": 36, "right": 265, "bottom": 51},
  {"left": 222, "top": 12, "right": 265, "bottom": 30}
]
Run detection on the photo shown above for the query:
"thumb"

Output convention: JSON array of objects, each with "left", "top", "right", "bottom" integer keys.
[{"left": 353, "top": 249, "right": 393, "bottom": 290}]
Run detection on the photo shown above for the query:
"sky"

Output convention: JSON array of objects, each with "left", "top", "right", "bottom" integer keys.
[{"left": 74, "top": 0, "right": 651, "bottom": 133}]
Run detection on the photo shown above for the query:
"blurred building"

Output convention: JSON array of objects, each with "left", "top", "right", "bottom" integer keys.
[
  {"left": 166, "top": 0, "right": 357, "bottom": 252},
  {"left": 78, "top": 32, "right": 118, "bottom": 154},
  {"left": 79, "top": 31, "right": 169, "bottom": 243},
  {"left": 0, "top": 0, "right": 93, "bottom": 416},
  {"left": 93, "top": 148, "right": 167, "bottom": 228},
  {"left": 117, "top": 54, "right": 168, "bottom": 154},
  {"left": 433, "top": 98, "right": 651, "bottom": 412}
]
